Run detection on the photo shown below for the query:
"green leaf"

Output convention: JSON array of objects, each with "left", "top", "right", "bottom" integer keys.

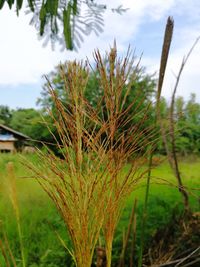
[
  {"left": 0, "top": 0, "right": 5, "bottom": 9},
  {"left": 16, "top": 0, "right": 23, "bottom": 15},
  {"left": 46, "top": 0, "right": 58, "bottom": 16},
  {"left": 17, "top": 0, "right": 23, "bottom": 9},
  {"left": 39, "top": 3, "right": 47, "bottom": 36},
  {"left": 45, "top": 0, "right": 52, "bottom": 13},
  {"left": 27, "top": 0, "right": 35, "bottom": 12},
  {"left": 7, "top": 0, "right": 14, "bottom": 9},
  {"left": 63, "top": 4, "right": 73, "bottom": 50},
  {"left": 73, "top": 0, "right": 77, "bottom": 15},
  {"left": 39, "top": 3, "right": 46, "bottom": 20},
  {"left": 53, "top": 0, "right": 59, "bottom": 15}
]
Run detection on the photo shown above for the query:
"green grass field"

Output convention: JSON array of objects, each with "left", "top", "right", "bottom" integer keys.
[{"left": 0, "top": 154, "right": 199, "bottom": 266}]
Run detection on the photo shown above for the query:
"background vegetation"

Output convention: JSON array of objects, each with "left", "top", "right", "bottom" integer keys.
[
  {"left": 0, "top": 153, "right": 199, "bottom": 266},
  {"left": 1, "top": 80, "right": 200, "bottom": 156},
  {"left": 0, "top": 16, "right": 199, "bottom": 266},
  {"left": 0, "top": 52, "right": 200, "bottom": 266},
  {"left": 0, "top": 2, "right": 199, "bottom": 266}
]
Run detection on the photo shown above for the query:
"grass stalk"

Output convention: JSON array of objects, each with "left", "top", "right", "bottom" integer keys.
[
  {"left": 118, "top": 198, "right": 137, "bottom": 267},
  {"left": 138, "top": 16, "right": 174, "bottom": 267},
  {"left": 26, "top": 46, "right": 157, "bottom": 267},
  {"left": 105, "top": 239, "right": 113, "bottom": 267},
  {"left": 93, "top": 45, "right": 156, "bottom": 267},
  {"left": 0, "top": 239, "right": 11, "bottom": 267},
  {"left": 130, "top": 204, "right": 137, "bottom": 267},
  {"left": 6, "top": 162, "right": 26, "bottom": 267},
  {"left": 0, "top": 226, "right": 17, "bottom": 267}
]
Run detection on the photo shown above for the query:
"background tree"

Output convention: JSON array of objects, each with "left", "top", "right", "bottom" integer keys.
[
  {"left": 0, "top": 105, "right": 12, "bottom": 125},
  {"left": 8, "top": 108, "right": 51, "bottom": 146},
  {"left": 157, "top": 94, "right": 200, "bottom": 156},
  {"left": 38, "top": 61, "right": 156, "bottom": 115},
  {"left": 38, "top": 60, "right": 156, "bottom": 153},
  {"left": 175, "top": 94, "right": 200, "bottom": 155}
]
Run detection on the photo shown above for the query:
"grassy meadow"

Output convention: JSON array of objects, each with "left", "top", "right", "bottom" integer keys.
[{"left": 0, "top": 153, "right": 199, "bottom": 266}]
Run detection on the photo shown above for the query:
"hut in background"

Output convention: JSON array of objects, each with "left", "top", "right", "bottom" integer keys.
[{"left": 0, "top": 124, "right": 29, "bottom": 153}]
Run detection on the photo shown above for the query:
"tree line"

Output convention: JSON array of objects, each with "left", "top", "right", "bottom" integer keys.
[{"left": 0, "top": 64, "right": 199, "bottom": 156}]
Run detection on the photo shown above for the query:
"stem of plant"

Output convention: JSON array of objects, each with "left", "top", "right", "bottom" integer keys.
[
  {"left": 137, "top": 16, "right": 174, "bottom": 267},
  {"left": 106, "top": 239, "right": 113, "bottom": 267},
  {"left": 137, "top": 150, "right": 153, "bottom": 267},
  {"left": 16, "top": 218, "right": 26, "bottom": 267}
]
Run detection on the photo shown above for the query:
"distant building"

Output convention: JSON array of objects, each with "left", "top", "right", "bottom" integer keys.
[{"left": 0, "top": 124, "right": 29, "bottom": 153}]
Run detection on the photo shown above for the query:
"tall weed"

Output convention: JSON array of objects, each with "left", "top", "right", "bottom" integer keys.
[{"left": 26, "top": 45, "right": 155, "bottom": 267}]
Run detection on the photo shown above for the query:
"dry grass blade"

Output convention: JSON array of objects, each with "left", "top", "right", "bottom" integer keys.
[
  {"left": 26, "top": 61, "right": 109, "bottom": 267},
  {"left": 0, "top": 238, "right": 10, "bottom": 267},
  {"left": 92, "top": 46, "right": 155, "bottom": 267},
  {"left": 175, "top": 246, "right": 200, "bottom": 267}
]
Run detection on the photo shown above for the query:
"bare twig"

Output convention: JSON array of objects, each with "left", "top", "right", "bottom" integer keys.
[
  {"left": 175, "top": 246, "right": 200, "bottom": 266},
  {"left": 182, "top": 257, "right": 200, "bottom": 267},
  {"left": 169, "top": 37, "right": 200, "bottom": 212}
]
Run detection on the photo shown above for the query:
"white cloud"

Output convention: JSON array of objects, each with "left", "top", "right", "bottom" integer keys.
[
  {"left": 143, "top": 32, "right": 200, "bottom": 102},
  {"left": 0, "top": 5, "right": 68, "bottom": 85},
  {"left": 164, "top": 38, "right": 200, "bottom": 102},
  {"left": 0, "top": 0, "right": 200, "bottom": 104}
]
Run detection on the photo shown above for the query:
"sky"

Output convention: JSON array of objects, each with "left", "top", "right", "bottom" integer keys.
[{"left": 0, "top": 0, "right": 200, "bottom": 109}]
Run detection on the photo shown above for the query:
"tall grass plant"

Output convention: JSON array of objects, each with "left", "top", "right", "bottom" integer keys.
[{"left": 26, "top": 45, "right": 155, "bottom": 267}]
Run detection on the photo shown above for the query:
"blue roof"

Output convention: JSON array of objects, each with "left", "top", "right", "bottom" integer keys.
[
  {"left": 0, "top": 124, "right": 29, "bottom": 139},
  {"left": 0, "top": 133, "right": 16, "bottom": 141}
]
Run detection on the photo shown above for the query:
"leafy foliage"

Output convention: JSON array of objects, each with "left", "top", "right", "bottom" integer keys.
[
  {"left": 1, "top": 153, "right": 199, "bottom": 266},
  {"left": 175, "top": 94, "right": 200, "bottom": 155},
  {"left": 0, "top": 0, "right": 127, "bottom": 50},
  {"left": 0, "top": 95, "right": 199, "bottom": 157},
  {"left": 0, "top": 105, "right": 12, "bottom": 125},
  {"left": 0, "top": 108, "right": 52, "bottom": 147},
  {"left": 158, "top": 94, "right": 200, "bottom": 155}
]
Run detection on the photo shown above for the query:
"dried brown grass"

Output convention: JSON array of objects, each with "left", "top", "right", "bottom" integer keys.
[{"left": 26, "top": 45, "right": 155, "bottom": 267}]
